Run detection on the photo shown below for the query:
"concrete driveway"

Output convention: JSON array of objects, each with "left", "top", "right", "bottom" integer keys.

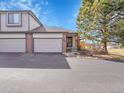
[{"left": 0, "top": 53, "right": 124, "bottom": 93}]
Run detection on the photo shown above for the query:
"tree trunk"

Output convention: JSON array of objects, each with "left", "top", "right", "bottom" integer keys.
[
  {"left": 101, "top": 25, "right": 109, "bottom": 54},
  {"left": 103, "top": 41, "right": 108, "bottom": 54}
]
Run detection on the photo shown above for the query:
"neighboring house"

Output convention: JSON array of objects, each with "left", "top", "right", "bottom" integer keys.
[
  {"left": 0, "top": 10, "right": 79, "bottom": 53},
  {"left": 107, "top": 42, "right": 119, "bottom": 49}
]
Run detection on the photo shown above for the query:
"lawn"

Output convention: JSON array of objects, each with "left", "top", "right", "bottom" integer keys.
[
  {"left": 93, "top": 48, "right": 124, "bottom": 62},
  {"left": 108, "top": 49, "right": 124, "bottom": 61},
  {"left": 108, "top": 48, "right": 124, "bottom": 56}
]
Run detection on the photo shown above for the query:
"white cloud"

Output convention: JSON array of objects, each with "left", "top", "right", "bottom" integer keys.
[
  {"left": 0, "top": 0, "right": 45, "bottom": 17},
  {"left": 0, "top": 0, "right": 59, "bottom": 27}
]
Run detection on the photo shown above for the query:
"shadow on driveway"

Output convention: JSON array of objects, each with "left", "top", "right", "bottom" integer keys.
[{"left": 0, "top": 53, "right": 70, "bottom": 69}]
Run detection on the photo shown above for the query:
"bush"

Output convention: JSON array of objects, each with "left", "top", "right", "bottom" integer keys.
[{"left": 78, "top": 49, "right": 93, "bottom": 56}]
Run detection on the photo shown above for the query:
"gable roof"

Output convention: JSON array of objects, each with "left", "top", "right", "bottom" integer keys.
[
  {"left": 45, "top": 26, "right": 74, "bottom": 33},
  {"left": 0, "top": 10, "right": 46, "bottom": 32},
  {"left": 0, "top": 10, "right": 77, "bottom": 33},
  {"left": 0, "top": 10, "right": 44, "bottom": 27}
]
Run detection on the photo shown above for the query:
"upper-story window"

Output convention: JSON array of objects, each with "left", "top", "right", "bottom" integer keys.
[{"left": 7, "top": 13, "right": 21, "bottom": 26}]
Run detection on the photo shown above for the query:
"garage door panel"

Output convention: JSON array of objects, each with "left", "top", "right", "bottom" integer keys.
[
  {"left": 0, "top": 39, "right": 26, "bottom": 52},
  {"left": 33, "top": 33, "right": 63, "bottom": 38},
  {"left": 0, "top": 33, "right": 26, "bottom": 38},
  {"left": 34, "top": 39, "right": 62, "bottom": 52}
]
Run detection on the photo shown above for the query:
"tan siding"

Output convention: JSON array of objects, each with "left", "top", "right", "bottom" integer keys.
[
  {"left": 29, "top": 15, "right": 40, "bottom": 30},
  {"left": 1, "top": 13, "right": 28, "bottom": 31}
]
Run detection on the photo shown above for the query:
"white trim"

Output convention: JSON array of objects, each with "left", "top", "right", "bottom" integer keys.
[
  {"left": 0, "top": 33, "right": 25, "bottom": 38},
  {"left": 33, "top": 33, "right": 63, "bottom": 38},
  {"left": 6, "top": 12, "right": 22, "bottom": 26}
]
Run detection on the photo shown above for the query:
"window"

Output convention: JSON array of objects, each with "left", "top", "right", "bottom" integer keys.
[
  {"left": 67, "top": 37, "right": 73, "bottom": 47},
  {"left": 7, "top": 13, "right": 21, "bottom": 26}
]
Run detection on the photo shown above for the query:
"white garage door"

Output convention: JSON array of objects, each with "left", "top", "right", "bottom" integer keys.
[
  {"left": 34, "top": 39, "right": 62, "bottom": 52},
  {"left": 0, "top": 39, "right": 26, "bottom": 52}
]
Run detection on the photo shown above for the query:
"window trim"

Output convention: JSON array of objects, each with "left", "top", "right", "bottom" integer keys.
[{"left": 6, "top": 12, "right": 22, "bottom": 27}]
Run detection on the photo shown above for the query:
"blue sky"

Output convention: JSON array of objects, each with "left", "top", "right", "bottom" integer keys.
[{"left": 0, "top": 0, "right": 81, "bottom": 31}]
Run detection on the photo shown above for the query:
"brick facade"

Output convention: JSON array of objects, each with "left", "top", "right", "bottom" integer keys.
[{"left": 26, "top": 33, "right": 33, "bottom": 53}]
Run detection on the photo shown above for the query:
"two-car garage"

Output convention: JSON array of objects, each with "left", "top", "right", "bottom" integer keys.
[
  {"left": 0, "top": 33, "right": 26, "bottom": 52},
  {"left": 33, "top": 33, "right": 63, "bottom": 53},
  {"left": 34, "top": 39, "right": 62, "bottom": 52},
  {"left": 0, "top": 33, "right": 63, "bottom": 53}
]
